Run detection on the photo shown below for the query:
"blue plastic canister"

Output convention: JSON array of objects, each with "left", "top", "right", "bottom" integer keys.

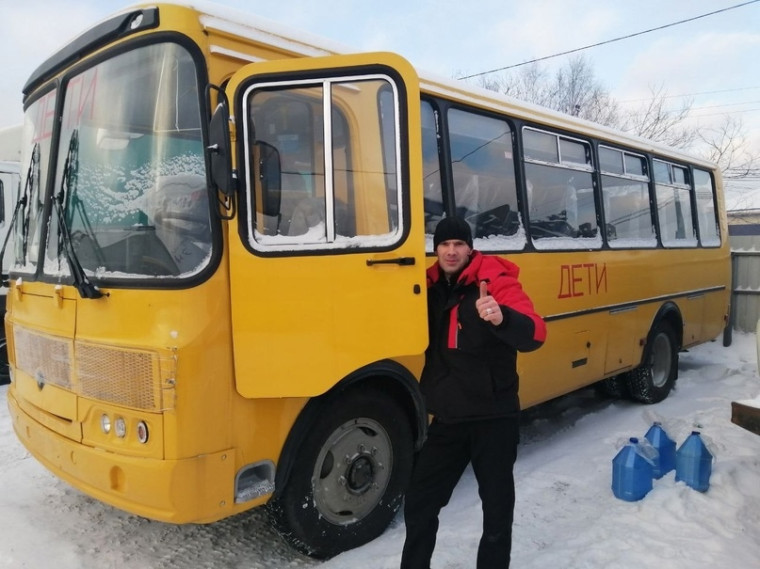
[
  {"left": 675, "top": 431, "right": 713, "bottom": 492},
  {"left": 644, "top": 422, "right": 676, "bottom": 479},
  {"left": 612, "top": 437, "right": 654, "bottom": 501}
]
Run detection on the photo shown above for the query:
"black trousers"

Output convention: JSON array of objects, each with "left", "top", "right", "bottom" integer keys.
[{"left": 400, "top": 416, "right": 519, "bottom": 569}]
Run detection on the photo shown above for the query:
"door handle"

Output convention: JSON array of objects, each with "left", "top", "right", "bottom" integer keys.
[{"left": 366, "top": 257, "right": 416, "bottom": 266}]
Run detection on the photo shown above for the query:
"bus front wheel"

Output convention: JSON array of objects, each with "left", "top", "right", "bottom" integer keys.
[
  {"left": 267, "top": 388, "right": 413, "bottom": 558},
  {"left": 626, "top": 321, "right": 678, "bottom": 404}
]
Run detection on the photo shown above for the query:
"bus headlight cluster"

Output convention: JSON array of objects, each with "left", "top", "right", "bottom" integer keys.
[
  {"left": 99, "top": 414, "right": 149, "bottom": 444},
  {"left": 136, "top": 421, "right": 149, "bottom": 444},
  {"left": 114, "top": 417, "right": 127, "bottom": 438}
]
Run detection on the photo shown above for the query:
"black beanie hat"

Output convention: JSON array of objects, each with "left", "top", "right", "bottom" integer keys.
[{"left": 433, "top": 216, "right": 473, "bottom": 249}]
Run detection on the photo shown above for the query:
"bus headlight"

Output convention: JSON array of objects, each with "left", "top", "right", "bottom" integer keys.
[
  {"left": 114, "top": 417, "right": 127, "bottom": 438},
  {"left": 100, "top": 414, "right": 111, "bottom": 434},
  {"left": 136, "top": 421, "right": 149, "bottom": 444}
]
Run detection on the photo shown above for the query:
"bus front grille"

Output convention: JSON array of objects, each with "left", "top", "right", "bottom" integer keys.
[
  {"left": 77, "top": 343, "right": 164, "bottom": 410},
  {"left": 13, "top": 326, "right": 175, "bottom": 412},
  {"left": 13, "top": 327, "right": 72, "bottom": 389}
]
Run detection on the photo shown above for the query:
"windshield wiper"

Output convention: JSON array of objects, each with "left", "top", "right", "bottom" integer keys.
[
  {"left": 0, "top": 143, "right": 39, "bottom": 285},
  {"left": 54, "top": 129, "right": 103, "bottom": 299},
  {"left": 57, "top": 130, "right": 106, "bottom": 268}
]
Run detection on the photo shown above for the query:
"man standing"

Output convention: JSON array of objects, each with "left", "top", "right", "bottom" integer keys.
[{"left": 400, "top": 216, "right": 546, "bottom": 569}]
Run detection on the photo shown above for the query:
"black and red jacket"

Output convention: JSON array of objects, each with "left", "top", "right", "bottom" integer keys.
[{"left": 421, "top": 251, "right": 546, "bottom": 422}]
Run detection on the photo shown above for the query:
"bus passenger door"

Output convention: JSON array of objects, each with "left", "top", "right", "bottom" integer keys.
[{"left": 224, "top": 53, "right": 428, "bottom": 398}]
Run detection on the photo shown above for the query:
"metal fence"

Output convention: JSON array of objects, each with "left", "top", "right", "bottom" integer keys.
[
  {"left": 728, "top": 238, "right": 760, "bottom": 335},
  {"left": 723, "top": 225, "right": 760, "bottom": 345}
]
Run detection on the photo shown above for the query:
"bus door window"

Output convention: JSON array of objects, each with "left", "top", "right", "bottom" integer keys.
[
  {"left": 447, "top": 109, "right": 522, "bottom": 250},
  {"left": 694, "top": 168, "right": 721, "bottom": 246},
  {"left": 523, "top": 127, "right": 599, "bottom": 249},
  {"left": 250, "top": 92, "right": 324, "bottom": 237},
  {"left": 245, "top": 76, "right": 404, "bottom": 251},
  {"left": 421, "top": 101, "right": 444, "bottom": 235},
  {"left": 379, "top": 88, "right": 400, "bottom": 232},
  {"left": 654, "top": 159, "right": 697, "bottom": 247},
  {"left": 342, "top": 79, "right": 397, "bottom": 238},
  {"left": 599, "top": 146, "right": 656, "bottom": 248}
]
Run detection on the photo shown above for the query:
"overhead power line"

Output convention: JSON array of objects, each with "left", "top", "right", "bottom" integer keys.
[
  {"left": 458, "top": 0, "right": 760, "bottom": 80},
  {"left": 689, "top": 99, "right": 760, "bottom": 111},
  {"left": 690, "top": 106, "right": 760, "bottom": 118},
  {"left": 618, "top": 86, "right": 760, "bottom": 103}
]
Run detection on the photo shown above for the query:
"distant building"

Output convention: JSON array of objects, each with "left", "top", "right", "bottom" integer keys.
[{"left": 728, "top": 209, "right": 760, "bottom": 249}]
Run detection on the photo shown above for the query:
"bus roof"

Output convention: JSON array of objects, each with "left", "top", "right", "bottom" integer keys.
[
  {"left": 417, "top": 75, "right": 718, "bottom": 170},
  {"left": 25, "top": 1, "right": 716, "bottom": 171}
]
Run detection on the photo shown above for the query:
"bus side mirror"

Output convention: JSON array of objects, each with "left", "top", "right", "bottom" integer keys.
[
  {"left": 254, "top": 141, "right": 282, "bottom": 218},
  {"left": 207, "top": 89, "right": 235, "bottom": 199}
]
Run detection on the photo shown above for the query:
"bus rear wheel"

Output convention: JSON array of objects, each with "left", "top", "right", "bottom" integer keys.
[
  {"left": 267, "top": 388, "right": 413, "bottom": 558},
  {"left": 626, "top": 321, "right": 678, "bottom": 404}
]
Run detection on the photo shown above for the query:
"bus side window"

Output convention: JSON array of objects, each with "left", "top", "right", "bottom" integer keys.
[
  {"left": 523, "top": 128, "right": 599, "bottom": 249},
  {"left": 421, "top": 101, "right": 444, "bottom": 234},
  {"left": 654, "top": 160, "right": 697, "bottom": 247},
  {"left": 447, "top": 108, "right": 521, "bottom": 249},
  {"left": 526, "top": 165, "right": 578, "bottom": 237},
  {"left": 524, "top": 163, "right": 596, "bottom": 240},
  {"left": 694, "top": 168, "right": 720, "bottom": 246},
  {"left": 599, "top": 146, "right": 656, "bottom": 248}
]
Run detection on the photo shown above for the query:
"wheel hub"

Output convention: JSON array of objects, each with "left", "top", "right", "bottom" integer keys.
[
  {"left": 346, "top": 454, "right": 375, "bottom": 493},
  {"left": 651, "top": 333, "right": 672, "bottom": 388},
  {"left": 312, "top": 418, "right": 393, "bottom": 525}
]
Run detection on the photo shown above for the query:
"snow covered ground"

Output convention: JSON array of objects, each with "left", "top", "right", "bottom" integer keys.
[{"left": 2, "top": 333, "right": 760, "bottom": 569}]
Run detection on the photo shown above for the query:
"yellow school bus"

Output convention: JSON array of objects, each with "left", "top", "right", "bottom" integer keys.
[{"left": 5, "top": 2, "right": 730, "bottom": 558}]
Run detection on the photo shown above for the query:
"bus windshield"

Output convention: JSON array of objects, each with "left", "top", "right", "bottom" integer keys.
[{"left": 16, "top": 41, "right": 212, "bottom": 281}]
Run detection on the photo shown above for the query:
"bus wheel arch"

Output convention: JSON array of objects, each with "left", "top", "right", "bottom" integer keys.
[
  {"left": 626, "top": 304, "right": 682, "bottom": 404},
  {"left": 266, "top": 363, "right": 423, "bottom": 558}
]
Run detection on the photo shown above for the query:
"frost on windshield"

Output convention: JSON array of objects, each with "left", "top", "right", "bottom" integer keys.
[{"left": 45, "top": 152, "right": 211, "bottom": 279}]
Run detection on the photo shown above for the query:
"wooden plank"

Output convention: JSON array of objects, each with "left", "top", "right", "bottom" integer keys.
[{"left": 731, "top": 401, "right": 760, "bottom": 436}]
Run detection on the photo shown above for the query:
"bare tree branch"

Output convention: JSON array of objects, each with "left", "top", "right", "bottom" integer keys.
[
  {"left": 618, "top": 85, "right": 696, "bottom": 148},
  {"left": 465, "top": 58, "right": 760, "bottom": 196},
  {"left": 696, "top": 114, "right": 756, "bottom": 177}
]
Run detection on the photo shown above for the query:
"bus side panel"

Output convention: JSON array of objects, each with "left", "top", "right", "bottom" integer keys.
[{"left": 516, "top": 246, "right": 730, "bottom": 408}]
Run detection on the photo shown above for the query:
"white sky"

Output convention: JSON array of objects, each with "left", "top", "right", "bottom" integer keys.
[{"left": 0, "top": 0, "right": 759, "bottom": 154}]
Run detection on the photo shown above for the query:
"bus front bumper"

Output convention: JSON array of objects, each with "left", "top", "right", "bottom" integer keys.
[{"left": 8, "top": 388, "right": 248, "bottom": 524}]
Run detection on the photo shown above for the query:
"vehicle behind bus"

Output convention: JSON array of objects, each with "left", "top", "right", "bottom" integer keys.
[{"left": 0, "top": 124, "right": 22, "bottom": 383}]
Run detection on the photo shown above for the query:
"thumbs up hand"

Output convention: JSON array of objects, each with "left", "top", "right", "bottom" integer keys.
[{"left": 476, "top": 281, "right": 503, "bottom": 325}]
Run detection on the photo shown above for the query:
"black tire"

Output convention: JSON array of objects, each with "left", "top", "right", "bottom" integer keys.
[
  {"left": 595, "top": 374, "right": 630, "bottom": 399},
  {"left": 267, "top": 388, "right": 414, "bottom": 558},
  {"left": 0, "top": 338, "right": 8, "bottom": 386},
  {"left": 626, "top": 321, "right": 678, "bottom": 404}
]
